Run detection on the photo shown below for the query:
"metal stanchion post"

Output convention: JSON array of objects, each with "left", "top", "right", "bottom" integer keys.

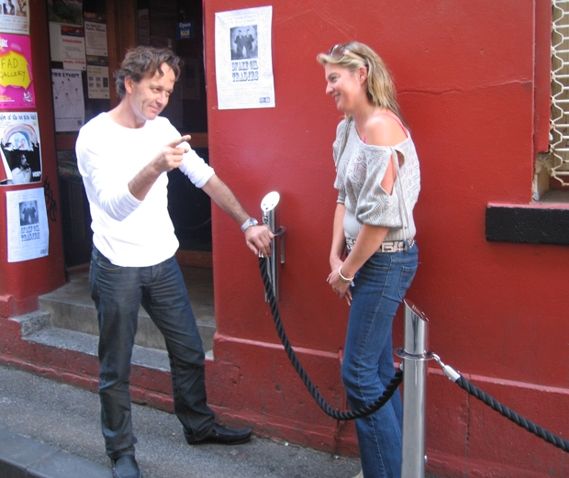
[
  {"left": 397, "top": 300, "right": 430, "bottom": 478},
  {"left": 260, "top": 191, "right": 286, "bottom": 302},
  {"left": 262, "top": 202, "right": 278, "bottom": 301}
]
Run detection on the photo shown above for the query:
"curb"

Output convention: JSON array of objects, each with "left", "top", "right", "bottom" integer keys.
[{"left": 0, "top": 426, "right": 108, "bottom": 478}]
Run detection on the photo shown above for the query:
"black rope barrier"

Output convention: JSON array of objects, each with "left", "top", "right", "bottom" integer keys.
[
  {"left": 258, "top": 256, "right": 402, "bottom": 420},
  {"left": 433, "top": 355, "right": 569, "bottom": 453},
  {"left": 259, "top": 250, "right": 567, "bottom": 450},
  {"left": 455, "top": 375, "right": 569, "bottom": 453}
]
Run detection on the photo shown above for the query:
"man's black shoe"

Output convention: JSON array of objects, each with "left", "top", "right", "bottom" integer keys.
[
  {"left": 111, "top": 454, "right": 142, "bottom": 478},
  {"left": 185, "top": 423, "right": 252, "bottom": 445}
]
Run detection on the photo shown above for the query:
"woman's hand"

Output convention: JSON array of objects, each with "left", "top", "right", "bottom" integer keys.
[
  {"left": 327, "top": 265, "right": 353, "bottom": 305},
  {"left": 329, "top": 254, "right": 343, "bottom": 273}
]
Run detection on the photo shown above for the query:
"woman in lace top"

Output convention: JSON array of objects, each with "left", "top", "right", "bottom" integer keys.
[{"left": 317, "top": 41, "right": 420, "bottom": 478}]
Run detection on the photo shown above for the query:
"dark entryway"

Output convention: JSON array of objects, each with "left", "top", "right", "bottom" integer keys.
[{"left": 57, "top": 0, "right": 211, "bottom": 268}]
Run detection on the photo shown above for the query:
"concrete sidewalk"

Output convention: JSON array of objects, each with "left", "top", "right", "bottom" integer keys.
[{"left": 0, "top": 364, "right": 359, "bottom": 478}]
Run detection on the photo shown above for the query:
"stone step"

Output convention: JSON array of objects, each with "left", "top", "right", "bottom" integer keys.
[
  {"left": 13, "top": 311, "right": 214, "bottom": 372},
  {"left": 22, "top": 321, "right": 171, "bottom": 371},
  {"left": 37, "top": 266, "right": 216, "bottom": 352}
]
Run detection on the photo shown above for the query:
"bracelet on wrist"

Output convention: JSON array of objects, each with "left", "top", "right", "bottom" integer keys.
[{"left": 338, "top": 266, "right": 354, "bottom": 283}]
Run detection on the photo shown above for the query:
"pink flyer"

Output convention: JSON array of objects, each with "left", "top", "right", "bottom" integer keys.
[{"left": 0, "top": 33, "right": 35, "bottom": 109}]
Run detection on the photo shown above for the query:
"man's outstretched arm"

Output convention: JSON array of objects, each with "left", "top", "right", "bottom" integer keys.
[{"left": 202, "top": 174, "right": 273, "bottom": 256}]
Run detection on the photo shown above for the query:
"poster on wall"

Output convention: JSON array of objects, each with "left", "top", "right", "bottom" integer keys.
[
  {"left": 51, "top": 68, "right": 84, "bottom": 131},
  {"left": 48, "top": 0, "right": 85, "bottom": 69},
  {"left": 214, "top": 6, "right": 275, "bottom": 110},
  {"left": 85, "top": 21, "right": 107, "bottom": 58},
  {"left": 0, "top": 111, "right": 41, "bottom": 185},
  {"left": 86, "top": 64, "right": 109, "bottom": 99},
  {"left": 6, "top": 187, "right": 49, "bottom": 262},
  {"left": 0, "top": 0, "right": 30, "bottom": 34},
  {"left": 0, "top": 33, "right": 35, "bottom": 109},
  {"left": 49, "top": 23, "right": 86, "bottom": 70}
]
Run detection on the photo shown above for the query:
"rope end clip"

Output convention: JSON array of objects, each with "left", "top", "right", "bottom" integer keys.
[{"left": 432, "top": 353, "right": 461, "bottom": 383}]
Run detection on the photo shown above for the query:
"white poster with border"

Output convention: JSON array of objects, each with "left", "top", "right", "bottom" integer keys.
[
  {"left": 6, "top": 187, "right": 49, "bottom": 262},
  {"left": 215, "top": 6, "right": 275, "bottom": 110},
  {"left": 84, "top": 21, "right": 108, "bottom": 57},
  {"left": 51, "top": 69, "right": 85, "bottom": 131},
  {"left": 49, "top": 23, "right": 86, "bottom": 70}
]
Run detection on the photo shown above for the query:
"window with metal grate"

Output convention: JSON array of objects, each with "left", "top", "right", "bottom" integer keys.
[{"left": 549, "top": 0, "right": 569, "bottom": 187}]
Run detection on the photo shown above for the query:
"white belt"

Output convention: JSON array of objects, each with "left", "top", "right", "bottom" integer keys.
[{"left": 346, "top": 237, "right": 415, "bottom": 253}]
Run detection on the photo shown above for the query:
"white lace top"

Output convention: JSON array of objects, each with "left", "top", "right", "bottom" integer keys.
[{"left": 332, "top": 118, "right": 421, "bottom": 243}]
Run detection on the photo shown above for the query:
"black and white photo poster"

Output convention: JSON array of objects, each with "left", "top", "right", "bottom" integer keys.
[
  {"left": 6, "top": 187, "right": 49, "bottom": 262},
  {"left": 215, "top": 6, "right": 275, "bottom": 109},
  {"left": 0, "top": 111, "right": 42, "bottom": 184}
]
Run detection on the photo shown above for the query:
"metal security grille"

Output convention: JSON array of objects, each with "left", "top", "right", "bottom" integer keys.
[{"left": 550, "top": 0, "right": 569, "bottom": 186}]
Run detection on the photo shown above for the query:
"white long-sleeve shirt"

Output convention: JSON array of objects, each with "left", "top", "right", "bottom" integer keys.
[{"left": 76, "top": 112, "right": 215, "bottom": 267}]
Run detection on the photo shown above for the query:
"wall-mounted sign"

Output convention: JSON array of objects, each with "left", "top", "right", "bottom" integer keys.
[
  {"left": 6, "top": 186, "right": 49, "bottom": 262},
  {"left": 51, "top": 69, "right": 85, "bottom": 131},
  {"left": 86, "top": 64, "right": 109, "bottom": 99},
  {"left": 49, "top": 23, "right": 86, "bottom": 70},
  {"left": 215, "top": 6, "right": 275, "bottom": 110},
  {"left": 85, "top": 21, "right": 107, "bottom": 57}
]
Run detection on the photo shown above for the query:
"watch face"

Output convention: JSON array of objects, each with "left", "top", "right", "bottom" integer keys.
[{"left": 242, "top": 218, "right": 258, "bottom": 231}]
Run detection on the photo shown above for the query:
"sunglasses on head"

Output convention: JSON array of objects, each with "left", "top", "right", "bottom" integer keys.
[
  {"left": 328, "top": 43, "right": 349, "bottom": 56},
  {"left": 328, "top": 43, "right": 368, "bottom": 69}
]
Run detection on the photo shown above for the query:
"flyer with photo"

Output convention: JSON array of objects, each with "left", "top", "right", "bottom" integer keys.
[
  {"left": 0, "top": 111, "right": 41, "bottom": 184},
  {"left": 0, "top": 0, "right": 30, "bottom": 34},
  {"left": 215, "top": 6, "right": 275, "bottom": 110},
  {"left": 6, "top": 187, "right": 49, "bottom": 262}
]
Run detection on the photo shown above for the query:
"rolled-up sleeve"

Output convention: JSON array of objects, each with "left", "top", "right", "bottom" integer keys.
[{"left": 355, "top": 147, "right": 403, "bottom": 228}]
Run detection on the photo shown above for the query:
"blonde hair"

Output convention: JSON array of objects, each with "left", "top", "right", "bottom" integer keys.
[{"left": 317, "top": 41, "right": 400, "bottom": 115}]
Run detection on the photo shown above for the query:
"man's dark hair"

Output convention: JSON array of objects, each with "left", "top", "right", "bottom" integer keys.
[{"left": 114, "top": 46, "right": 182, "bottom": 98}]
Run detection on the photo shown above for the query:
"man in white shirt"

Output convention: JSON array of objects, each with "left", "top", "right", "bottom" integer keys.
[{"left": 76, "top": 46, "right": 272, "bottom": 478}]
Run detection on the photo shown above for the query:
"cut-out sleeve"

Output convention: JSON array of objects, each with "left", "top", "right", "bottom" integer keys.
[{"left": 355, "top": 146, "right": 404, "bottom": 228}]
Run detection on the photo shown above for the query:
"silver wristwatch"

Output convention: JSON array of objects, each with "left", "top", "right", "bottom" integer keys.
[{"left": 240, "top": 217, "right": 259, "bottom": 232}]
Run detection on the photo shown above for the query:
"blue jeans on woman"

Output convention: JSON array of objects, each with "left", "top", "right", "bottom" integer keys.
[
  {"left": 342, "top": 244, "right": 418, "bottom": 478},
  {"left": 89, "top": 247, "right": 215, "bottom": 459}
]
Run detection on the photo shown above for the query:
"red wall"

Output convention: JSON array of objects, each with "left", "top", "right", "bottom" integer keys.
[
  {"left": 204, "top": 1, "right": 569, "bottom": 475},
  {"left": 0, "top": 0, "right": 65, "bottom": 317}
]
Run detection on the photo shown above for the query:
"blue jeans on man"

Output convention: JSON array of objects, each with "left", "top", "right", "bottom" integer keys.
[{"left": 90, "top": 247, "right": 215, "bottom": 458}]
